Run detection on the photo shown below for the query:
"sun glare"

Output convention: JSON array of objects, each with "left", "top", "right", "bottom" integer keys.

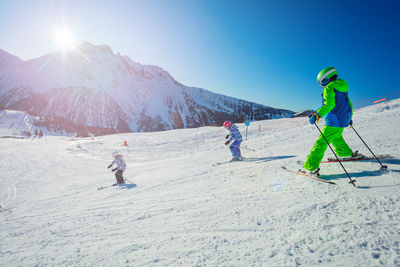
[{"left": 54, "top": 28, "right": 75, "bottom": 51}]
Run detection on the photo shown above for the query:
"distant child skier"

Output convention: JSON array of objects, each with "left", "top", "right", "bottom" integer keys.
[
  {"left": 107, "top": 151, "right": 126, "bottom": 185},
  {"left": 302, "top": 67, "right": 358, "bottom": 176},
  {"left": 223, "top": 120, "right": 243, "bottom": 162}
]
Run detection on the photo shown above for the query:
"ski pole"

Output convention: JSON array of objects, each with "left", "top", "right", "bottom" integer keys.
[
  {"left": 350, "top": 125, "right": 387, "bottom": 169},
  {"left": 124, "top": 178, "right": 134, "bottom": 184},
  {"left": 230, "top": 144, "right": 256, "bottom": 152},
  {"left": 244, "top": 146, "right": 256, "bottom": 152},
  {"left": 314, "top": 123, "right": 356, "bottom": 187}
]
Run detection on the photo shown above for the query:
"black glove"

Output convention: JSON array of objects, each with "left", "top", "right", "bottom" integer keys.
[
  {"left": 107, "top": 164, "right": 112, "bottom": 169},
  {"left": 225, "top": 140, "right": 230, "bottom": 146},
  {"left": 349, "top": 119, "right": 353, "bottom": 126},
  {"left": 112, "top": 168, "right": 117, "bottom": 172},
  {"left": 225, "top": 135, "right": 230, "bottom": 139}
]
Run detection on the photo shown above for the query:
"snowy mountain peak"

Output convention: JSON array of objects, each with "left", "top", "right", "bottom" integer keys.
[
  {"left": 0, "top": 43, "right": 294, "bottom": 135},
  {"left": 0, "top": 49, "right": 23, "bottom": 67},
  {"left": 76, "top": 41, "right": 114, "bottom": 56}
]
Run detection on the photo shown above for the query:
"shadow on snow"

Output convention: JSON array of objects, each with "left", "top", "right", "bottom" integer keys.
[
  {"left": 118, "top": 183, "right": 137, "bottom": 189},
  {"left": 320, "top": 168, "right": 400, "bottom": 188},
  {"left": 381, "top": 158, "right": 400, "bottom": 165},
  {"left": 243, "top": 155, "right": 296, "bottom": 163}
]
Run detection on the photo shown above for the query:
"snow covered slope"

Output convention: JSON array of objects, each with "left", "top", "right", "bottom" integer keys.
[
  {"left": 0, "top": 43, "right": 293, "bottom": 133},
  {"left": 0, "top": 109, "right": 120, "bottom": 138},
  {"left": 0, "top": 109, "right": 69, "bottom": 137},
  {"left": 0, "top": 99, "right": 399, "bottom": 266}
]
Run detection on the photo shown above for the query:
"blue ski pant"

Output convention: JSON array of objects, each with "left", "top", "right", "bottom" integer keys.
[{"left": 230, "top": 141, "right": 242, "bottom": 158}]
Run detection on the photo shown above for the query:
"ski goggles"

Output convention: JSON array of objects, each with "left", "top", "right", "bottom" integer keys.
[{"left": 319, "top": 78, "right": 330, "bottom": 87}]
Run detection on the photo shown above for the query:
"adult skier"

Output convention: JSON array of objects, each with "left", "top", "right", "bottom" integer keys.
[
  {"left": 107, "top": 151, "right": 126, "bottom": 185},
  {"left": 302, "top": 67, "right": 358, "bottom": 175},
  {"left": 223, "top": 120, "right": 243, "bottom": 162}
]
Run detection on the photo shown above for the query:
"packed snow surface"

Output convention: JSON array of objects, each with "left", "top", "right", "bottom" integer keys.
[{"left": 1, "top": 99, "right": 400, "bottom": 266}]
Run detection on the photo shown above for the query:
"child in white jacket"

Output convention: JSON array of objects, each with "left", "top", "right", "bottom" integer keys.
[{"left": 107, "top": 151, "right": 126, "bottom": 185}]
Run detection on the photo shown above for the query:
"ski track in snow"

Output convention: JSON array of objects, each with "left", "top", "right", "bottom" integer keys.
[{"left": 1, "top": 99, "right": 400, "bottom": 266}]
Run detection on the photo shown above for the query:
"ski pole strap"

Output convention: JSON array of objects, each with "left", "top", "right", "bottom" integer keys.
[
  {"left": 312, "top": 112, "right": 320, "bottom": 123},
  {"left": 309, "top": 112, "right": 320, "bottom": 123}
]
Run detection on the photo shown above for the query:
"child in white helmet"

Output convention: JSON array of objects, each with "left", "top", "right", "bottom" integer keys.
[{"left": 107, "top": 151, "right": 126, "bottom": 185}]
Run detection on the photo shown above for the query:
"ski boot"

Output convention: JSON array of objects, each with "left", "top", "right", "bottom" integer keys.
[
  {"left": 350, "top": 150, "right": 366, "bottom": 159},
  {"left": 229, "top": 157, "right": 240, "bottom": 162},
  {"left": 339, "top": 150, "right": 366, "bottom": 160},
  {"left": 298, "top": 168, "right": 320, "bottom": 177}
]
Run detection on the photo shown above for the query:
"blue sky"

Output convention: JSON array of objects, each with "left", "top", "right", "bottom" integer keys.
[{"left": 0, "top": 0, "right": 399, "bottom": 111}]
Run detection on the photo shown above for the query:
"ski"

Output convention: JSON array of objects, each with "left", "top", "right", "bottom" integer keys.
[
  {"left": 282, "top": 166, "right": 337, "bottom": 185},
  {"left": 213, "top": 161, "right": 239, "bottom": 166},
  {"left": 97, "top": 185, "right": 115, "bottom": 190},
  {"left": 213, "top": 162, "right": 228, "bottom": 166},
  {"left": 213, "top": 158, "right": 245, "bottom": 166},
  {"left": 324, "top": 154, "right": 391, "bottom": 163},
  {"left": 98, "top": 181, "right": 136, "bottom": 190},
  {"left": 297, "top": 154, "right": 392, "bottom": 166}
]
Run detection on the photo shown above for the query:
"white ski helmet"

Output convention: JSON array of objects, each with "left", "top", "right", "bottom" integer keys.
[{"left": 112, "top": 151, "right": 121, "bottom": 157}]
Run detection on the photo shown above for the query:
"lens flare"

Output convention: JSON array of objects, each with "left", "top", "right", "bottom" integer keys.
[{"left": 54, "top": 28, "right": 75, "bottom": 51}]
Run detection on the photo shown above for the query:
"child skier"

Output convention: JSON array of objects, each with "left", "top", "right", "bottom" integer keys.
[
  {"left": 302, "top": 67, "right": 357, "bottom": 176},
  {"left": 223, "top": 120, "right": 243, "bottom": 162},
  {"left": 107, "top": 151, "right": 126, "bottom": 185}
]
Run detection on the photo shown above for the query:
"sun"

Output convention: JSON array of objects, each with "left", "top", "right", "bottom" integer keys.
[{"left": 54, "top": 28, "right": 76, "bottom": 51}]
